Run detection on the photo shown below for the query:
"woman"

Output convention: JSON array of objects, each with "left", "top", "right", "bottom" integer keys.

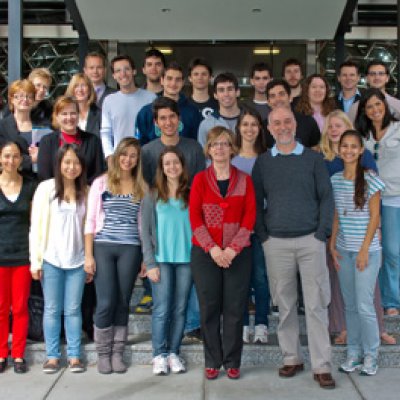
[
  {"left": 189, "top": 126, "right": 256, "bottom": 380},
  {"left": 37, "top": 95, "right": 105, "bottom": 185},
  {"left": 65, "top": 73, "right": 101, "bottom": 137},
  {"left": 0, "top": 141, "right": 36, "bottom": 374},
  {"left": 0, "top": 79, "right": 38, "bottom": 177},
  {"left": 85, "top": 137, "right": 145, "bottom": 374},
  {"left": 295, "top": 74, "right": 336, "bottom": 132},
  {"left": 141, "top": 147, "right": 192, "bottom": 375},
  {"left": 30, "top": 144, "right": 89, "bottom": 374},
  {"left": 355, "top": 88, "right": 400, "bottom": 317},
  {"left": 232, "top": 108, "right": 270, "bottom": 344},
  {"left": 330, "top": 130, "right": 384, "bottom": 376}
]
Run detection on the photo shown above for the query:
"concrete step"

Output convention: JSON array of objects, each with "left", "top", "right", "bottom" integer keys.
[
  {"left": 128, "top": 313, "right": 400, "bottom": 335},
  {"left": 23, "top": 333, "right": 400, "bottom": 368}
]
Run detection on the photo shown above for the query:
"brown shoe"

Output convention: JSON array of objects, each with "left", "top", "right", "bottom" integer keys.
[
  {"left": 278, "top": 363, "right": 304, "bottom": 377},
  {"left": 313, "top": 373, "right": 336, "bottom": 389}
]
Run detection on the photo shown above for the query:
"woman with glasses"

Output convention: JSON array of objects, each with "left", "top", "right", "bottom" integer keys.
[
  {"left": 356, "top": 88, "right": 400, "bottom": 317},
  {"left": 0, "top": 80, "right": 38, "bottom": 177},
  {"left": 189, "top": 126, "right": 256, "bottom": 380}
]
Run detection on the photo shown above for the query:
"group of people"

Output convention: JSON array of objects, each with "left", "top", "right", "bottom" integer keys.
[{"left": 0, "top": 48, "right": 399, "bottom": 391}]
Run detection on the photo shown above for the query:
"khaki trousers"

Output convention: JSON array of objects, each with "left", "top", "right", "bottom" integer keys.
[{"left": 263, "top": 234, "right": 332, "bottom": 373}]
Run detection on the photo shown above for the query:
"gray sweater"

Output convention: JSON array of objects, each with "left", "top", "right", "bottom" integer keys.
[
  {"left": 252, "top": 147, "right": 334, "bottom": 242},
  {"left": 141, "top": 137, "right": 205, "bottom": 186},
  {"left": 140, "top": 192, "right": 158, "bottom": 270}
]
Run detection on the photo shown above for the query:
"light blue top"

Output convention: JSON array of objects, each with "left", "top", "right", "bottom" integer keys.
[
  {"left": 331, "top": 171, "right": 385, "bottom": 252},
  {"left": 338, "top": 89, "right": 361, "bottom": 113},
  {"left": 271, "top": 142, "right": 304, "bottom": 157},
  {"left": 231, "top": 155, "right": 257, "bottom": 175},
  {"left": 155, "top": 198, "right": 192, "bottom": 263}
]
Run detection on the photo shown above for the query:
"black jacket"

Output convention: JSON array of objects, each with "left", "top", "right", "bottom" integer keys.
[
  {"left": 85, "top": 103, "right": 102, "bottom": 138},
  {"left": 37, "top": 128, "right": 106, "bottom": 184}
]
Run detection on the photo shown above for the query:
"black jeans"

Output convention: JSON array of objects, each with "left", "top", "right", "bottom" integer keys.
[
  {"left": 190, "top": 245, "right": 251, "bottom": 369},
  {"left": 94, "top": 242, "right": 142, "bottom": 328}
]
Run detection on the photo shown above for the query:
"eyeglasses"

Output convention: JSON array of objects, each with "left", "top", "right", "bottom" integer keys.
[
  {"left": 14, "top": 93, "right": 34, "bottom": 101},
  {"left": 209, "top": 141, "right": 230, "bottom": 148},
  {"left": 368, "top": 71, "right": 387, "bottom": 77},
  {"left": 373, "top": 142, "right": 380, "bottom": 160}
]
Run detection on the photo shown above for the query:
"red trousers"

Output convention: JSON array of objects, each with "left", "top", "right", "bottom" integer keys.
[{"left": 0, "top": 265, "right": 31, "bottom": 359}]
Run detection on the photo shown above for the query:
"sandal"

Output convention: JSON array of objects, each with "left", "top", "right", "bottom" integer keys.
[
  {"left": 381, "top": 332, "right": 397, "bottom": 345},
  {"left": 334, "top": 331, "right": 347, "bottom": 345}
]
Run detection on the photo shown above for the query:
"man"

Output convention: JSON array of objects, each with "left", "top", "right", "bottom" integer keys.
[
  {"left": 197, "top": 72, "right": 241, "bottom": 147},
  {"left": 142, "top": 48, "right": 166, "bottom": 95},
  {"left": 245, "top": 62, "right": 272, "bottom": 124},
  {"left": 100, "top": 55, "right": 156, "bottom": 159},
  {"left": 84, "top": 52, "right": 116, "bottom": 108},
  {"left": 282, "top": 58, "right": 303, "bottom": 105},
  {"left": 265, "top": 79, "right": 320, "bottom": 148},
  {"left": 348, "top": 60, "right": 400, "bottom": 122},
  {"left": 335, "top": 61, "right": 362, "bottom": 113},
  {"left": 252, "top": 106, "right": 335, "bottom": 389},
  {"left": 187, "top": 58, "right": 218, "bottom": 120},
  {"left": 136, "top": 62, "right": 201, "bottom": 145}
]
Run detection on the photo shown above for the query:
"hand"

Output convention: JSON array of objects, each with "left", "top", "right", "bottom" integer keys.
[
  {"left": 356, "top": 247, "right": 369, "bottom": 271},
  {"left": 147, "top": 267, "right": 160, "bottom": 283},
  {"left": 329, "top": 247, "right": 342, "bottom": 272},
  {"left": 31, "top": 270, "right": 42, "bottom": 280},
  {"left": 84, "top": 255, "right": 96, "bottom": 276},
  {"left": 209, "top": 246, "right": 230, "bottom": 268},
  {"left": 29, "top": 145, "right": 39, "bottom": 163},
  {"left": 85, "top": 273, "right": 94, "bottom": 283},
  {"left": 222, "top": 247, "right": 237, "bottom": 265},
  {"left": 139, "top": 262, "right": 147, "bottom": 278}
]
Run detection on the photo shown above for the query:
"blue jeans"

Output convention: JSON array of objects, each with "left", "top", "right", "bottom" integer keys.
[
  {"left": 337, "top": 249, "right": 381, "bottom": 358},
  {"left": 42, "top": 261, "right": 86, "bottom": 359},
  {"left": 380, "top": 205, "right": 400, "bottom": 309},
  {"left": 184, "top": 283, "right": 201, "bottom": 333},
  {"left": 151, "top": 263, "right": 192, "bottom": 357},
  {"left": 243, "top": 235, "right": 270, "bottom": 326}
]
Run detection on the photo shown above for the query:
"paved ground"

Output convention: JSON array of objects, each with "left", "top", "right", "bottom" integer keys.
[{"left": 1, "top": 364, "right": 399, "bottom": 400}]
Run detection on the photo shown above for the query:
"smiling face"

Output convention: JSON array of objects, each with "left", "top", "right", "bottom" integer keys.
[
  {"left": 143, "top": 56, "right": 164, "bottom": 83},
  {"left": 338, "top": 66, "right": 359, "bottom": 92},
  {"left": 155, "top": 107, "right": 180, "bottom": 138},
  {"left": 112, "top": 59, "right": 135, "bottom": 89},
  {"left": 214, "top": 81, "right": 239, "bottom": 109},
  {"left": 162, "top": 151, "right": 183, "bottom": 181},
  {"left": 268, "top": 107, "right": 297, "bottom": 146},
  {"left": 365, "top": 95, "right": 386, "bottom": 125},
  {"left": 367, "top": 64, "right": 389, "bottom": 90},
  {"left": 308, "top": 77, "right": 327, "bottom": 106},
  {"left": 267, "top": 84, "right": 291, "bottom": 109},
  {"left": 161, "top": 69, "right": 184, "bottom": 98},
  {"left": 32, "top": 77, "right": 50, "bottom": 101},
  {"left": 55, "top": 103, "right": 78, "bottom": 134},
  {"left": 119, "top": 145, "right": 138, "bottom": 173},
  {"left": 327, "top": 116, "right": 348, "bottom": 144},
  {"left": 12, "top": 90, "right": 35, "bottom": 113},
  {"left": 73, "top": 79, "right": 90, "bottom": 102},
  {"left": 84, "top": 56, "right": 106, "bottom": 86},
  {"left": 238, "top": 114, "right": 260, "bottom": 144},
  {"left": 0, "top": 143, "right": 22, "bottom": 174},
  {"left": 208, "top": 132, "right": 233, "bottom": 163},
  {"left": 60, "top": 149, "right": 82, "bottom": 181},
  {"left": 339, "top": 134, "right": 364, "bottom": 165}
]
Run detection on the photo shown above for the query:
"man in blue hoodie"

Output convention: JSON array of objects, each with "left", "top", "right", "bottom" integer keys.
[
  {"left": 136, "top": 62, "right": 201, "bottom": 145},
  {"left": 197, "top": 72, "right": 241, "bottom": 147}
]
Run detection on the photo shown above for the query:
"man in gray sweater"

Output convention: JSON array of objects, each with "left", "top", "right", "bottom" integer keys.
[{"left": 252, "top": 106, "right": 335, "bottom": 389}]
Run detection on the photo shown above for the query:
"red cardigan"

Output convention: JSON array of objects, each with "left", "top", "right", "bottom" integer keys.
[{"left": 189, "top": 165, "right": 256, "bottom": 253}]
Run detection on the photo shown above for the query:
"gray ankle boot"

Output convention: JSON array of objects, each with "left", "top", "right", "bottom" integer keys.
[
  {"left": 112, "top": 326, "right": 128, "bottom": 373},
  {"left": 94, "top": 326, "right": 113, "bottom": 374}
]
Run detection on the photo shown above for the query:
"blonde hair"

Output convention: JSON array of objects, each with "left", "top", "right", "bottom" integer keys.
[
  {"left": 107, "top": 138, "right": 146, "bottom": 202},
  {"left": 204, "top": 126, "right": 238, "bottom": 160},
  {"left": 52, "top": 96, "right": 79, "bottom": 129},
  {"left": 320, "top": 110, "right": 353, "bottom": 161},
  {"left": 28, "top": 68, "right": 52, "bottom": 85},
  {"left": 8, "top": 79, "right": 36, "bottom": 112},
  {"left": 65, "top": 73, "right": 96, "bottom": 106}
]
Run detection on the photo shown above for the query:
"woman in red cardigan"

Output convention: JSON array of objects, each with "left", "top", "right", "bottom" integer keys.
[{"left": 189, "top": 126, "right": 256, "bottom": 380}]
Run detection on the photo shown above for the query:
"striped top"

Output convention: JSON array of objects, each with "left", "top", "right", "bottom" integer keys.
[
  {"left": 331, "top": 171, "right": 385, "bottom": 252},
  {"left": 95, "top": 191, "right": 141, "bottom": 245}
]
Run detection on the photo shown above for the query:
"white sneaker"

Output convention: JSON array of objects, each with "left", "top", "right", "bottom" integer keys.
[
  {"left": 360, "top": 355, "right": 378, "bottom": 376},
  {"left": 243, "top": 326, "right": 251, "bottom": 343},
  {"left": 167, "top": 353, "right": 186, "bottom": 373},
  {"left": 152, "top": 355, "right": 168, "bottom": 375},
  {"left": 254, "top": 324, "right": 268, "bottom": 344}
]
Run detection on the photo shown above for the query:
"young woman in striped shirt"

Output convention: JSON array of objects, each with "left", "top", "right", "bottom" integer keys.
[
  {"left": 330, "top": 130, "right": 384, "bottom": 376},
  {"left": 84, "top": 137, "right": 146, "bottom": 374}
]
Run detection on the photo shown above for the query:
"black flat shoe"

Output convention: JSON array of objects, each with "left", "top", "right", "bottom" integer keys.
[
  {"left": 0, "top": 359, "right": 7, "bottom": 373},
  {"left": 14, "top": 359, "right": 28, "bottom": 374}
]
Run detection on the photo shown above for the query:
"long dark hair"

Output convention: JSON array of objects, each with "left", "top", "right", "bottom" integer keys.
[
  {"left": 339, "top": 130, "right": 367, "bottom": 210},
  {"left": 355, "top": 88, "right": 396, "bottom": 140},
  {"left": 235, "top": 106, "right": 267, "bottom": 154},
  {"left": 154, "top": 146, "right": 189, "bottom": 208},
  {"left": 54, "top": 144, "right": 87, "bottom": 204}
]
